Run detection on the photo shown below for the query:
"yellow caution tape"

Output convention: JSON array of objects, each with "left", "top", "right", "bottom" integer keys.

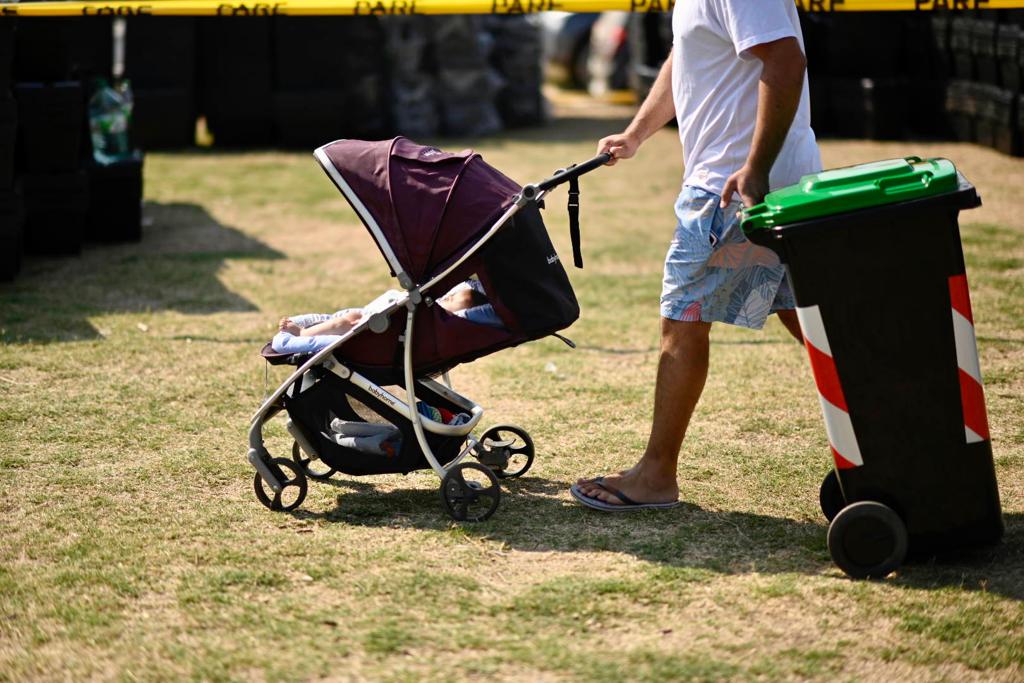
[{"left": 0, "top": 0, "right": 1019, "bottom": 17}]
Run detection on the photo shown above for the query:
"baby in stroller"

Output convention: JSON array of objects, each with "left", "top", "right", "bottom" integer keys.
[{"left": 273, "top": 278, "right": 504, "bottom": 355}]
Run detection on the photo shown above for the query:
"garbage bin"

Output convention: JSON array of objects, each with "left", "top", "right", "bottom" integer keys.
[{"left": 742, "top": 156, "right": 1003, "bottom": 580}]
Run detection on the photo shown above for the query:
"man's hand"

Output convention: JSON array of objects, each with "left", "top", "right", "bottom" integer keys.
[
  {"left": 720, "top": 164, "right": 769, "bottom": 209},
  {"left": 597, "top": 132, "right": 641, "bottom": 166}
]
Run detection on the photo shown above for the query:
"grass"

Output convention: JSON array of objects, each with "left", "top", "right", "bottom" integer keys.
[{"left": 1, "top": 95, "right": 1022, "bottom": 681}]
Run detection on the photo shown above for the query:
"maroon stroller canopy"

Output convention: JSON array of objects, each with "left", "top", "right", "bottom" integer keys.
[{"left": 317, "top": 137, "right": 521, "bottom": 283}]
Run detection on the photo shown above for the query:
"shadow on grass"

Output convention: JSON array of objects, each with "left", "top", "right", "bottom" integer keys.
[
  {"left": 0, "top": 201, "right": 284, "bottom": 343},
  {"left": 291, "top": 474, "right": 1024, "bottom": 601}
]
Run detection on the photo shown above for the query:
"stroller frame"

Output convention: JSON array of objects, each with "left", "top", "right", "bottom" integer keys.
[{"left": 247, "top": 146, "right": 610, "bottom": 520}]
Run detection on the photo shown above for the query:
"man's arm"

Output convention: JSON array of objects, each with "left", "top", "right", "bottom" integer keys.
[
  {"left": 720, "top": 37, "right": 806, "bottom": 208},
  {"left": 596, "top": 48, "right": 676, "bottom": 164}
]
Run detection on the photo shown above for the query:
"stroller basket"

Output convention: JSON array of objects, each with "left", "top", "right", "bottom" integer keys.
[{"left": 247, "top": 137, "right": 609, "bottom": 521}]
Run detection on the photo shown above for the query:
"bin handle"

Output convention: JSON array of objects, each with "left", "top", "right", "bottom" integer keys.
[{"left": 878, "top": 172, "right": 934, "bottom": 198}]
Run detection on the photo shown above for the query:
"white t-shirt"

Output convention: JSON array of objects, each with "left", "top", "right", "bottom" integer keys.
[{"left": 672, "top": 0, "right": 821, "bottom": 195}]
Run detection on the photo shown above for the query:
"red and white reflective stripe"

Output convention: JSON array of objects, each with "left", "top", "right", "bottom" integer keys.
[
  {"left": 797, "top": 305, "right": 864, "bottom": 469},
  {"left": 949, "top": 274, "right": 990, "bottom": 443}
]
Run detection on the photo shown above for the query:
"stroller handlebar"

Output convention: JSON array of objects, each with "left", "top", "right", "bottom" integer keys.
[{"left": 533, "top": 153, "right": 613, "bottom": 194}]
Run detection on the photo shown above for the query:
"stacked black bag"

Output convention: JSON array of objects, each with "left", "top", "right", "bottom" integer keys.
[
  {"left": 383, "top": 17, "right": 440, "bottom": 139},
  {"left": 805, "top": 13, "right": 919, "bottom": 141},
  {"left": 797, "top": 8, "right": 1023, "bottom": 155},
  {"left": 125, "top": 17, "right": 197, "bottom": 149},
  {"left": 273, "top": 17, "right": 388, "bottom": 148},
  {"left": 943, "top": 10, "right": 1023, "bottom": 156},
  {"left": 432, "top": 17, "right": 503, "bottom": 137},
  {"left": 486, "top": 16, "right": 546, "bottom": 128},
  {"left": 199, "top": 17, "right": 275, "bottom": 146},
  {"left": 0, "top": 17, "right": 22, "bottom": 280},
  {"left": 0, "top": 16, "right": 146, "bottom": 282},
  {"left": 11, "top": 17, "right": 112, "bottom": 257}
]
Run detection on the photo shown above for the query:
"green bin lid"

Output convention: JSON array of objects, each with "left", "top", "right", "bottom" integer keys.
[{"left": 741, "top": 156, "right": 960, "bottom": 233}]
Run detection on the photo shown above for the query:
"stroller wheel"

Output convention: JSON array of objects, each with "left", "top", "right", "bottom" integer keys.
[
  {"left": 476, "top": 424, "right": 535, "bottom": 479},
  {"left": 253, "top": 457, "right": 308, "bottom": 512},
  {"left": 440, "top": 463, "right": 501, "bottom": 522},
  {"left": 291, "top": 441, "right": 337, "bottom": 481}
]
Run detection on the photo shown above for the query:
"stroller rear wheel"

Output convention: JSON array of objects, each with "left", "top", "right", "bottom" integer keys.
[
  {"left": 440, "top": 463, "right": 501, "bottom": 522},
  {"left": 253, "top": 457, "right": 308, "bottom": 512},
  {"left": 291, "top": 441, "right": 338, "bottom": 481},
  {"left": 475, "top": 424, "right": 535, "bottom": 479}
]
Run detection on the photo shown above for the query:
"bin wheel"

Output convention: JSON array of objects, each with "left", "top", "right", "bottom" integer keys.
[
  {"left": 475, "top": 424, "right": 534, "bottom": 479},
  {"left": 254, "top": 457, "right": 308, "bottom": 512},
  {"left": 819, "top": 470, "right": 844, "bottom": 522},
  {"left": 291, "top": 441, "right": 337, "bottom": 481},
  {"left": 827, "top": 501, "right": 907, "bottom": 579},
  {"left": 440, "top": 463, "right": 501, "bottom": 522}
]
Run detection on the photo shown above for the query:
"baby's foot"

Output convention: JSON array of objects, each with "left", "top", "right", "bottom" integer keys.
[{"left": 279, "top": 318, "right": 301, "bottom": 335}]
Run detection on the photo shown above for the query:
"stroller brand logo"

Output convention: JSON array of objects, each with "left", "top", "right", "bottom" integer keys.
[
  {"left": 547, "top": 254, "right": 560, "bottom": 265},
  {"left": 368, "top": 385, "right": 396, "bottom": 408}
]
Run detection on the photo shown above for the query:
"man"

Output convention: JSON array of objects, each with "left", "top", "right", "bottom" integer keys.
[{"left": 570, "top": 0, "right": 821, "bottom": 511}]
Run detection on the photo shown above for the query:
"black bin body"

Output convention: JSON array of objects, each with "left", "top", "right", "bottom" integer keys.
[{"left": 747, "top": 180, "right": 1003, "bottom": 556}]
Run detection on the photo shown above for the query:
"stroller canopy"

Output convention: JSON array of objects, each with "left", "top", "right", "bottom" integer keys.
[{"left": 315, "top": 137, "right": 521, "bottom": 285}]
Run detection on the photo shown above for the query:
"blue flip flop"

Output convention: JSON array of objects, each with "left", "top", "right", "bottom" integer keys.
[{"left": 569, "top": 477, "right": 680, "bottom": 512}]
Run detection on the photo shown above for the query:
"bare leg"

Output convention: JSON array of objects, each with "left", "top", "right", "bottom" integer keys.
[
  {"left": 775, "top": 308, "right": 803, "bottom": 343},
  {"left": 577, "top": 318, "right": 711, "bottom": 505},
  {"left": 299, "top": 310, "right": 364, "bottom": 337}
]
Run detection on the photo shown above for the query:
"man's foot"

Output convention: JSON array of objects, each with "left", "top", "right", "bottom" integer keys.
[
  {"left": 279, "top": 318, "right": 301, "bottom": 335},
  {"left": 573, "top": 467, "right": 679, "bottom": 509}
]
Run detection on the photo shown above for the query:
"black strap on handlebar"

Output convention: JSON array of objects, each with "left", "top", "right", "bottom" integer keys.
[{"left": 568, "top": 170, "right": 582, "bottom": 269}]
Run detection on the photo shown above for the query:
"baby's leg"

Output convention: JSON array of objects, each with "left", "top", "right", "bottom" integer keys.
[
  {"left": 288, "top": 313, "right": 335, "bottom": 328},
  {"left": 299, "top": 309, "right": 365, "bottom": 337}
]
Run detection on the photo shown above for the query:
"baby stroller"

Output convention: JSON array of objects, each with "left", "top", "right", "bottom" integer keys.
[{"left": 248, "top": 137, "right": 609, "bottom": 521}]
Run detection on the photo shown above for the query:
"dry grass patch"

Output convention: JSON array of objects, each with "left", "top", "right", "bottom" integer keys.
[{"left": 1, "top": 97, "right": 1022, "bottom": 681}]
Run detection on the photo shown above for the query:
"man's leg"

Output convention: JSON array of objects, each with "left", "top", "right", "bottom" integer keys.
[
  {"left": 775, "top": 308, "right": 803, "bottom": 343},
  {"left": 576, "top": 317, "right": 711, "bottom": 505}
]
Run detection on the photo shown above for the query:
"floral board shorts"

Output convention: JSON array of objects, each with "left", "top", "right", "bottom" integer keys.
[{"left": 660, "top": 185, "right": 795, "bottom": 330}]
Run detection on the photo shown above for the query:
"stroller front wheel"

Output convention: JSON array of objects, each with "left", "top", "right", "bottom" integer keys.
[
  {"left": 291, "top": 441, "right": 337, "bottom": 481},
  {"left": 253, "top": 457, "right": 308, "bottom": 512},
  {"left": 440, "top": 463, "right": 501, "bottom": 522}
]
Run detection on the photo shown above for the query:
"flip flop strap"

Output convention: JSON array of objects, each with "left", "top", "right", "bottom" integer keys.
[{"left": 592, "top": 477, "right": 639, "bottom": 507}]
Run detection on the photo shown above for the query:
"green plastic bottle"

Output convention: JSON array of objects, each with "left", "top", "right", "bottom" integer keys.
[{"left": 88, "top": 78, "right": 134, "bottom": 165}]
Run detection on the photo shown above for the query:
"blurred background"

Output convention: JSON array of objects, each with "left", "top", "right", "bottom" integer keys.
[{"left": 2, "top": 8, "right": 1024, "bottom": 282}]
